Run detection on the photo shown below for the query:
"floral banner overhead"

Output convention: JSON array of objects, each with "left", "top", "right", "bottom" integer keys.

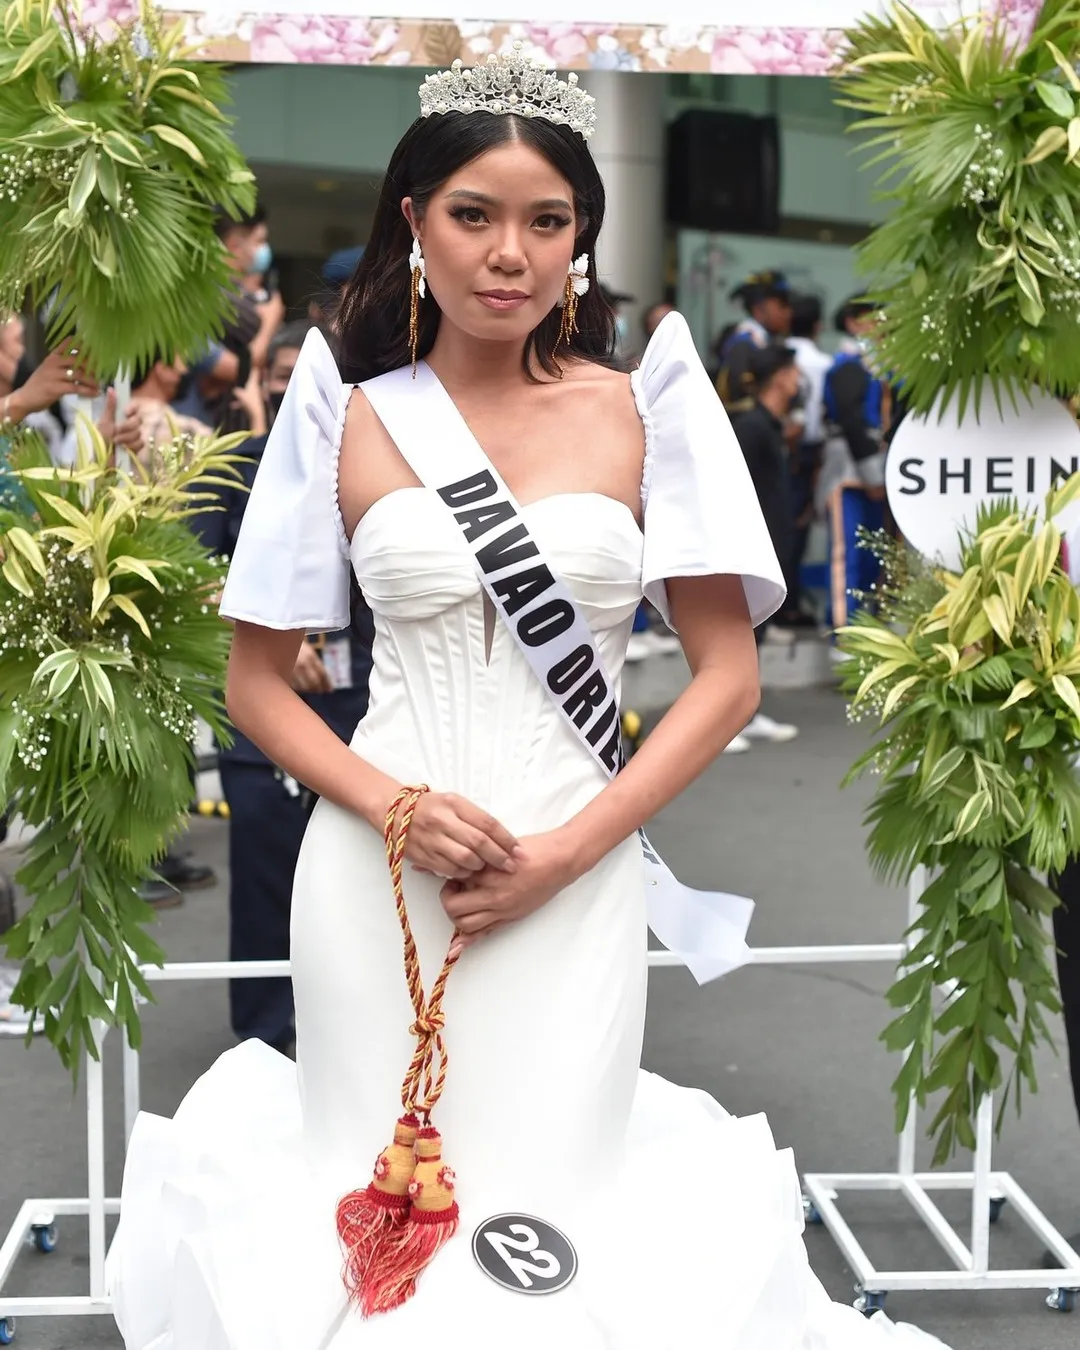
[{"left": 85, "top": 0, "right": 1042, "bottom": 71}]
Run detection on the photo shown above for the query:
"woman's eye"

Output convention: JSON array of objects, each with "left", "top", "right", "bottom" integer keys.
[
  {"left": 451, "top": 206, "right": 487, "bottom": 225},
  {"left": 535, "top": 214, "right": 571, "bottom": 231}
]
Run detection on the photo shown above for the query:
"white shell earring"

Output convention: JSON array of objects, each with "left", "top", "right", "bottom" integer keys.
[
  {"left": 409, "top": 237, "right": 427, "bottom": 298},
  {"left": 556, "top": 254, "right": 590, "bottom": 351},
  {"left": 557, "top": 253, "right": 590, "bottom": 307}
]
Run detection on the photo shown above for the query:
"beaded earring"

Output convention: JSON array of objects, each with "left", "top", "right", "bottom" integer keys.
[
  {"left": 556, "top": 253, "right": 590, "bottom": 351},
  {"left": 408, "top": 238, "right": 427, "bottom": 377}
]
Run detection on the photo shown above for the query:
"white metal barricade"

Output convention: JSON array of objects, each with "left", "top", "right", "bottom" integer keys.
[
  {"left": 803, "top": 869, "right": 1080, "bottom": 1316},
  {"left": 1, "top": 911, "right": 1078, "bottom": 1341}
]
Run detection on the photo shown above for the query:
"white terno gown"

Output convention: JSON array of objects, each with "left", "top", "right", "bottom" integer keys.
[{"left": 107, "top": 314, "right": 948, "bottom": 1350}]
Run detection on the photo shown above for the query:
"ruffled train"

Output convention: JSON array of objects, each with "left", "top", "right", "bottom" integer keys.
[{"left": 107, "top": 1040, "right": 948, "bottom": 1350}]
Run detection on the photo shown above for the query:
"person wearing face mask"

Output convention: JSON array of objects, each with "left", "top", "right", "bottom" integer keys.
[
  {"left": 214, "top": 204, "right": 286, "bottom": 372},
  {"left": 188, "top": 320, "right": 375, "bottom": 1056},
  {"left": 173, "top": 204, "right": 286, "bottom": 442}
]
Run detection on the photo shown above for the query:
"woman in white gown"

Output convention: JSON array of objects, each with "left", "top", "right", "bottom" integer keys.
[{"left": 107, "top": 48, "right": 948, "bottom": 1350}]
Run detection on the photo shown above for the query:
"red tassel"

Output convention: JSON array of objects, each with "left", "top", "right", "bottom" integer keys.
[
  {"left": 336, "top": 1114, "right": 419, "bottom": 1303},
  {"left": 360, "top": 1125, "right": 459, "bottom": 1317}
]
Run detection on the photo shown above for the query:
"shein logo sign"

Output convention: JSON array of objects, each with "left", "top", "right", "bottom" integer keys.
[{"left": 885, "top": 391, "right": 1080, "bottom": 570}]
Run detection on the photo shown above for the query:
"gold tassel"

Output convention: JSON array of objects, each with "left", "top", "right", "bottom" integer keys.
[
  {"left": 409, "top": 265, "right": 422, "bottom": 378},
  {"left": 556, "top": 272, "right": 580, "bottom": 352}
]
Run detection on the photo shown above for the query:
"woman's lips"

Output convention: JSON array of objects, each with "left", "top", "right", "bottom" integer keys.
[{"left": 476, "top": 291, "right": 530, "bottom": 311}]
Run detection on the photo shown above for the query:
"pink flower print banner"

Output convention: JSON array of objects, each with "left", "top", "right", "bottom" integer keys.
[{"left": 86, "top": 1, "right": 1044, "bottom": 71}]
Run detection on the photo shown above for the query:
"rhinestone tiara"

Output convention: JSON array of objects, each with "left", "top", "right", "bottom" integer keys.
[{"left": 418, "top": 42, "right": 597, "bottom": 141}]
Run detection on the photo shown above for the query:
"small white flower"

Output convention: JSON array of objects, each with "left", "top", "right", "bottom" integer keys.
[{"left": 409, "top": 238, "right": 426, "bottom": 298}]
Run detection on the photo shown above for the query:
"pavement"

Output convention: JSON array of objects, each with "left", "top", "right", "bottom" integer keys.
[{"left": 2, "top": 669, "right": 1079, "bottom": 1349}]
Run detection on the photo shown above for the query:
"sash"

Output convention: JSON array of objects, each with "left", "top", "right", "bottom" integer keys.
[{"left": 361, "top": 364, "right": 754, "bottom": 983}]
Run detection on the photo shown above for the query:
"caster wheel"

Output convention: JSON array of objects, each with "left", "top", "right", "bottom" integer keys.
[
  {"left": 31, "top": 1223, "right": 57, "bottom": 1254},
  {"left": 988, "top": 1197, "right": 1006, "bottom": 1224},
  {"left": 0, "top": 1316, "right": 15, "bottom": 1344},
  {"left": 802, "top": 1196, "right": 824, "bottom": 1226},
  {"left": 854, "top": 1287, "right": 887, "bottom": 1317},
  {"left": 1046, "top": 1288, "right": 1077, "bottom": 1312}
]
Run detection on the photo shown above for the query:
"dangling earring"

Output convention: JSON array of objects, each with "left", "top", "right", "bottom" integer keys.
[
  {"left": 556, "top": 254, "right": 590, "bottom": 352},
  {"left": 409, "top": 238, "right": 427, "bottom": 378}
]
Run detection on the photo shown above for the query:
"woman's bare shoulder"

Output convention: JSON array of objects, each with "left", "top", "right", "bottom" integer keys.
[
  {"left": 565, "top": 361, "right": 642, "bottom": 434},
  {"left": 338, "top": 385, "right": 420, "bottom": 533}
]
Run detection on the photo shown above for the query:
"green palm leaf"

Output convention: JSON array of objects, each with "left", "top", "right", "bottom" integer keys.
[
  {"left": 0, "top": 0, "right": 255, "bottom": 375},
  {"left": 837, "top": 1, "right": 1080, "bottom": 417}
]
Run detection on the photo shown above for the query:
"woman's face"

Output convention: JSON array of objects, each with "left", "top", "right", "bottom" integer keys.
[{"left": 404, "top": 139, "right": 580, "bottom": 345}]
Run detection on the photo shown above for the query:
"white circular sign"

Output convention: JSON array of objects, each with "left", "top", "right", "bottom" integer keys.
[{"left": 886, "top": 390, "right": 1080, "bottom": 570}]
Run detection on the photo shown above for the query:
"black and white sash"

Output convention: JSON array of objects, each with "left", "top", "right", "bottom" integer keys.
[{"left": 361, "top": 363, "right": 754, "bottom": 982}]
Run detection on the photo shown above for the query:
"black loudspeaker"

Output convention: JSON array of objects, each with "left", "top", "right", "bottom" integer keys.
[{"left": 666, "top": 110, "right": 781, "bottom": 234}]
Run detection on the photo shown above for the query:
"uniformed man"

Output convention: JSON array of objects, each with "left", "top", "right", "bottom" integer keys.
[
  {"left": 716, "top": 270, "right": 793, "bottom": 413},
  {"left": 194, "top": 320, "right": 375, "bottom": 1057}
]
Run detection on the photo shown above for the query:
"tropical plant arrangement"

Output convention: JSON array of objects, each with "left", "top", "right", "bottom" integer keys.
[
  {"left": 0, "top": 0, "right": 255, "bottom": 375},
  {"left": 0, "top": 424, "right": 248, "bottom": 1072},
  {"left": 838, "top": 476, "right": 1080, "bottom": 1163},
  {"left": 836, "top": 0, "right": 1080, "bottom": 418}
]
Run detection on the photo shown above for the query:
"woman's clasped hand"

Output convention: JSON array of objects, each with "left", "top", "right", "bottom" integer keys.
[
  {"left": 393, "top": 789, "right": 575, "bottom": 953},
  {"left": 441, "top": 831, "right": 576, "bottom": 955}
]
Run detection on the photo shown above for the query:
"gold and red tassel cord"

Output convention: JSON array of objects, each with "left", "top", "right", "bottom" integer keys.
[
  {"left": 335, "top": 785, "right": 464, "bottom": 1319},
  {"left": 335, "top": 787, "right": 433, "bottom": 1303}
]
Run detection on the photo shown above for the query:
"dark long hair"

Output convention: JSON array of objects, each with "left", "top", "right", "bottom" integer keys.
[{"left": 336, "top": 112, "right": 617, "bottom": 383}]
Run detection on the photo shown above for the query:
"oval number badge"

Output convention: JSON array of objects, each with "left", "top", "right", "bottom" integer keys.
[{"left": 472, "top": 1213, "right": 578, "bottom": 1295}]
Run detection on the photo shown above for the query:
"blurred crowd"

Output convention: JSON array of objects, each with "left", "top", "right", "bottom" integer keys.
[{"left": 626, "top": 269, "right": 900, "bottom": 753}]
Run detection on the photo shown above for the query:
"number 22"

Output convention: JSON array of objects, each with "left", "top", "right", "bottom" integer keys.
[{"left": 484, "top": 1223, "right": 561, "bottom": 1288}]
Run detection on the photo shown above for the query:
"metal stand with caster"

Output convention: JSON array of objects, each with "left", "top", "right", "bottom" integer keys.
[
  {"left": 0, "top": 1015, "right": 120, "bottom": 1333},
  {"left": 803, "top": 864, "right": 1080, "bottom": 1316},
  {"left": 854, "top": 1286, "right": 888, "bottom": 1317},
  {"left": 803, "top": 1195, "right": 825, "bottom": 1226}
]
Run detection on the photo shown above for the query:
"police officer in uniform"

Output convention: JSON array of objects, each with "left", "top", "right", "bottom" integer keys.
[
  {"left": 716, "top": 270, "right": 794, "bottom": 413},
  {"left": 194, "top": 321, "right": 374, "bottom": 1056}
]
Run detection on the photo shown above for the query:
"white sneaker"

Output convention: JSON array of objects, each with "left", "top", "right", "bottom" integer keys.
[
  {"left": 743, "top": 712, "right": 799, "bottom": 743},
  {"left": 646, "top": 629, "right": 681, "bottom": 656},
  {"left": 723, "top": 732, "right": 752, "bottom": 754},
  {"left": 625, "top": 633, "right": 652, "bottom": 664}
]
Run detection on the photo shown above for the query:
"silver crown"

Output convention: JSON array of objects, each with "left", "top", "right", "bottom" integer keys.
[{"left": 418, "top": 42, "right": 597, "bottom": 141}]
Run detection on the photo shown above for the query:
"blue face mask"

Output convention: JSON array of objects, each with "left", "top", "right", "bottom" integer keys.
[{"left": 248, "top": 241, "right": 272, "bottom": 276}]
